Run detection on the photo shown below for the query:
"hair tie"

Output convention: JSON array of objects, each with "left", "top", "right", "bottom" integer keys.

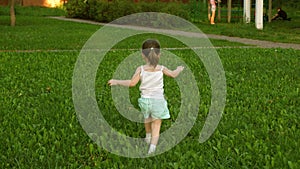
[{"left": 150, "top": 47, "right": 154, "bottom": 50}]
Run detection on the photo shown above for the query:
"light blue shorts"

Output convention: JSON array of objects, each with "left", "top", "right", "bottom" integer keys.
[{"left": 138, "top": 98, "right": 170, "bottom": 119}]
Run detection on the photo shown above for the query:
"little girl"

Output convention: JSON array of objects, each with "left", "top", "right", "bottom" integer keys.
[{"left": 108, "top": 39, "right": 184, "bottom": 154}]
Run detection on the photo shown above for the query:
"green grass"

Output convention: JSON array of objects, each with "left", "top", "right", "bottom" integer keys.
[
  {"left": 191, "top": 5, "right": 300, "bottom": 44},
  {"left": 0, "top": 16, "right": 99, "bottom": 50},
  {"left": 1, "top": 46, "right": 299, "bottom": 169},
  {"left": 0, "top": 6, "right": 300, "bottom": 169},
  {"left": 1, "top": 5, "right": 300, "bottom": 45},
  {"left": 196, "top": 20, "right": 300, "bottom": 44},
  {"left": 0, "top": 5, "right": 66, "bottom": 16}
]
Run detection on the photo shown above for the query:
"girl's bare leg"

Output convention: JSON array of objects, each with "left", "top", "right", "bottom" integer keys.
[
  {"left": 144, "top": 117, "right": 152, "bottom": 144},
  {"left": 148, "top": 119, "right": 162, "bottom": 154},
  {"left": 150, "top": 119, "right": 162, "bottom": 145},
  {"left": 144, "top": 117, "right": 152, "bottom": 133}
]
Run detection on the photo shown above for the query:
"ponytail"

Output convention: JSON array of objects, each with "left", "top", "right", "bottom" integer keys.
[
  {"left": 148, "top": 47, "right": 159, "bottom": 68},
  {"left": 142, "top": 39, "right": 161, "bottom": 68}
]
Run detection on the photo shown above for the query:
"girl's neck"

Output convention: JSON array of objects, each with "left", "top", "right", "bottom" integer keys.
[
  {"left": 146, "top": 63, "right": 155, "bottom": 68},
  {"left": 144, "top": 64, "right": 158, "bottom": 71}
]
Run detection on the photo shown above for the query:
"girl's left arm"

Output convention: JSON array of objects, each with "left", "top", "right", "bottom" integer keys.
[
  {"left": 108, "top": 67, "right": 141, "bottom": 87},
  {"left": 163, "top": 66, "right": 184, "bottom": 78}
]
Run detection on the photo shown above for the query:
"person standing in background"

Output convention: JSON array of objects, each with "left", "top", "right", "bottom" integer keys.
[{"left": 209, "top": 0, "right": 217, "bottom": 24}]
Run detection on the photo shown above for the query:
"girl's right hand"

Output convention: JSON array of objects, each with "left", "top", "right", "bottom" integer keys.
[{"left": 108, "top": 79, "right": 117, "bottom": 86}]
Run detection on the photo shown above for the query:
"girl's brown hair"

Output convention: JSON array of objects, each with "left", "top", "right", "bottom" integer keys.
[{"left": 142, "top": 39, "right": 160, "bottom": 68}]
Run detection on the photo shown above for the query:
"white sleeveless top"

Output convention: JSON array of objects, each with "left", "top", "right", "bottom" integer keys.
[{"left": 139, "top": 65, "right": 164, "bottom": 99}]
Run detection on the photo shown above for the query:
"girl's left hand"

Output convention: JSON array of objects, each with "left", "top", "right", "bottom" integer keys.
[{"left": 177, "top": 66, "right": 184, "bottom": 72}]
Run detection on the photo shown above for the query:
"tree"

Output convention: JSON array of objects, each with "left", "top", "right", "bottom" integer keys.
[
  {"left": 255, "top": 0, "right": 263, "bottom": 30},
  {"left": 243, "top": 0, "right": 251, "bottom": 23},
  {"left": 10, "top": 0, "right": 16, "bottom": 26},
  {"left": 208, "top": 0, "right": 211, "bottom": 21},
  {"left": 227, "top": 0, "right": 231, "bottom": 23},
  {"left": 268, "top": 0, "right": 272, "bottom": 22},
  {"left": 217, "top": 0, "right": 221, "bottom": 22}
]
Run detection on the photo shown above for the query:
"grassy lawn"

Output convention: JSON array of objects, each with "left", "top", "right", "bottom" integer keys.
[
  {"left": 0, "top": 6, "right": 300, "bottom": 168},
  {"left": 192, "top": 5, "right": 300, "bottom": 44},
  {"left": 196, "top": 20, "right": 300, "bottom": 44}
]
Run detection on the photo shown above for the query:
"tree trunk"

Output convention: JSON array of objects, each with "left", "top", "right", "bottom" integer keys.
[
  {"left": 244, "top": 0, "right": 251, "bottom": 23},
  {"left": 10, "top": 0, "right": 16, "bottom": 26},
  {"left": 217, "top": 0, "right": 221, "bottom": 22},
  {"left": 268, "top": 0, "right": 272, "bottom": 22},
  {"left": 255, "top": 0, "right": 263, "bottom": 30},
  {"left": 227, "top": 0, "right": 231, "bottom": 23},
  {"left": 208, "top": 0, "right": 211, "bottom": 21}
]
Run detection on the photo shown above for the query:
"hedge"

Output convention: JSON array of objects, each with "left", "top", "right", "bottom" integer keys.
[{"left": 66, "top": 0, "right": 190, "bottom": 23}]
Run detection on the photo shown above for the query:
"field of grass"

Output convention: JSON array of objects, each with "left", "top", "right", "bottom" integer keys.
[
  {"left": 1, "top": 5, "right": 300, "bottom": 44},
  {"left": 0, "top": 6, "right": 299, "bottom": 168},
  {"left": 191, "top": 3, "right": 300, "bottom": 44}
]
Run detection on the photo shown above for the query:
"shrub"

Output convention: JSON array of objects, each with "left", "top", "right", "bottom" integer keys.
[
  {"left": 138, "top": 1, "right": 163, "bottom": 12},
  {"left": 160, "top": 2, "right": 189, "bottom": 20},
  {"left": 66, "top": 0, "right": 190, "bottom": 23},
  {"left": 66, "top": 0, "right": 89, "bottom": 19},
  {"left": 85, "top": 0, "right": 109, "bottom": 21},
  {"left": 99, "top": 0, "right": 141, "bottom": 23}
]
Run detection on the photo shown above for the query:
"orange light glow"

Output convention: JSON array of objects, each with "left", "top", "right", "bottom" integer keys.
[{"left": 44, "top": 0, "right": 64, "bottom": 7}]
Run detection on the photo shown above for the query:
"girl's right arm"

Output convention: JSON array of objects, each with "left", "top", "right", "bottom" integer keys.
[
  {"left": 163, "top": 66, "right": 184, "bottom": 78},
  {"left": 108, "top": 67, "right": 141, "bottom": 87}
]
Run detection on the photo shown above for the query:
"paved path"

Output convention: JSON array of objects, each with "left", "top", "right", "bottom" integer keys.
[{"left": 50, "top": 16, "right": 300, "bottom": 50}]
